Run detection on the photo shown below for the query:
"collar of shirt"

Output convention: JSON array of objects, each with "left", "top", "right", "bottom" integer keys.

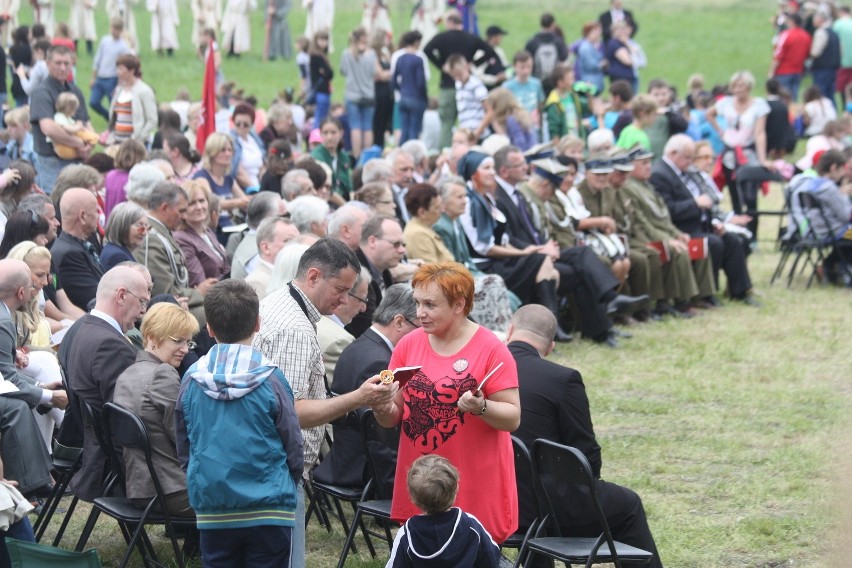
[
  {"left": 146, "top": 215, "right": 169, "bottom": 234},
  {"left": 0, "top": 301, "right": 10, "bottom": 318},
  {"left": 328, "top": 314, "right": 345, "bottom": 328},
  {"left": 496, "top": 175, "right": 519, "bottom": 198},
  {"left": 370, "top": 326, "right": 394, "bottom": 351},
  {"left": 663, "top": 156, "right": 684, "bottom": 177},
  {"left": 90, "top": 309, "right": 123, "bottom": 335},
  {"left": 290, "top": 282, "right": 322, "bottom": 325}
]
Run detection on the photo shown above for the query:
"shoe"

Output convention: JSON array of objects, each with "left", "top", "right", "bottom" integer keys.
[
  {"left": 633, "top": 309, "right": 659, "bottom": 322},
  {"left": 611, "top": 328, "right": 633, "bottom": 339},
  {"left": 704, "top": 295, "right": 724, "bottom": 308},
  {"left": 692, "top": 299, "right": 714, "bottom": 310},
  {"left": 735, "top": 295, "right": 762, "bottom": 307},
  {"left": 673, "top": 303, "right": 697, "bottom": 319},
  {"left": 612, "top": 314, "right": 637, "bottom": 326},
  {"left": 25, "top": 483, "right": 55, "bottom": 500},
  {"left": 593, "top": 331, "right": 619, "bottom": 348},
  {"left": 606, "top": 294, "right": 649, "bottom": 315},
  {"left": 554, "top": 327, "right": 574, "bottom": 342}
]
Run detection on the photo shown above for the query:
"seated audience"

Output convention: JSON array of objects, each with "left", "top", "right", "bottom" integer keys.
[
  {"left": 245, "top": 217, "right": 299, "bottom": 299},
  {"left": 0, "top": 212, "right": 51, "bottom": 258},
  {"left": 316, "top": 266, "right": 370, "bottom": 379},
  {"left": 229, "top": 191, "right": 287, "bottom": 278},
  {"left": 101, "top": 202, "right": 150, "bottom": 271},
  {"left": 174, "top": 180, "right": 231, "bottom": 285},
  {"left": 288, "top": 194, "right": 330, "bottom": 237},
  {"left": 104, "top": 139, "right": 147, "bottom": 219},
  {"left": 51, "top": 188, "right": 105, "bottom": 310}
]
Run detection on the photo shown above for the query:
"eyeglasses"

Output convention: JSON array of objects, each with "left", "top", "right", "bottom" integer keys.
[
  {"left": 404, "top": 317, "right": 421, "bottom": 329},
  {"left": 133, "top": 220, "right": 151, "bottom": 232},
  {"left": 348, "top": 291, "right": 368, "bottom": 306},
  {"left": 380, "top": 238, "right": 405, "bottom": 249},
  {"left": 168, "top": 336, "right": 198, "bottom": 350},
  {"left": 125, "top": 289, "right": 150, "bottom": 309}
]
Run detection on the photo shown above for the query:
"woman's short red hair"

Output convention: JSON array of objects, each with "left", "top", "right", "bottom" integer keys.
[{"left": 411, "top": 262, "right": 475, "bottom": 317}]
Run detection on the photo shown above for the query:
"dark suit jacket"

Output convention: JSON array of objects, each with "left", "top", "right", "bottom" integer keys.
[
  {"left": 58, "top": 314, "right": 137, "bottom": 502},
  {"left": 0, "top": 305, "right": 44, "bottom": 407},
  {"left": 51, "top": 232, "right": 105, "bottom": 311},
  {"left": 650, "top": 159, "right": 707, "bottom": 235},
  {"left": 509, "top": 340, "right": 601, "bottom": 528},
  {"left": 345, "top": 248, "right": 393, "bottom": 339},
  {"left": 312, "top": 328, "right": 394, "bottom": 488},
  {"left": 599, "top": 8, "right": 638, "bottom": 43},
  {"left": 495, "top": 182, "right": 538, "bottom": 248}
]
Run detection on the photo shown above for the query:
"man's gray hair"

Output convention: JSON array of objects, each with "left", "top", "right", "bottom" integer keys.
[
  {"left": 373, "top": 283, "right": 416, "bottom": 325},
  {"left": 147, "top": 181, "right": 187, "bottom": 211},
  {"left": 246, "top": 192, "right": 283, "bottom": 229},
  {"left": 281, "top": 169, "right": 311, "bottom": 201},
  {"left": 288, "top": 195, "right": 329, "bottom": 234},
  {"left": 386, "top": 148, "right": 413, "bottom": 168},
  {"left": 18, "top": 193, "right": 52, "bottom": 216},
  {"left": 400, "top": 140, "right": 428, "bottom": 164},
  {"left": 436, "top": 175, "right": 466, "bottom": 200},
  {"left": 587, "top": 128, "right": 615, "bottom": 153},
  {"left": 353, "top": 265, "right": 372, "bottom": 291},
  {"left": 361, "top": 158, "right": 392, "bottom": 184},
  {"left": 663, "top": 133, "right": 694, "bottom": 157},
  {"left": 126, "top": 163, "right": 167, "bottom": 204},
  {"left": 255, "top": 216, "right": 293, "bottom": 248},
  {"left": 327, "top": 201, "right": 371, "bottom": 238}
]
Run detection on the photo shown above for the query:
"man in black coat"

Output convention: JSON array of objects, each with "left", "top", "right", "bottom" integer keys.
[
  {"left": 599, "top": 0, "right": 639, "bottom": 43},
  {"left": 313, "top": 284, "right": 417, "bottom": 490},
  {"left": 51, "top": 188, "right": 105, "bottom": 311},
  {"left": 650, "top": 134, "right": 756, "bottom": 305},
  {"left": 58, "top": 266, "right": 148, "bottom": 502},
  {"left": 508, "top": 304, "right": 663, "bottom": 568}
]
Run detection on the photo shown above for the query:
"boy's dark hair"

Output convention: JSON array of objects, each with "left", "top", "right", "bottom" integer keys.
[
  {"left": 399, "top": 30, "right": 422, "bottom": 48},
  {"left": 647, "top": 78, "right": 669, "bottom": 92},
  {"left": 609, "top": 80, "right": 633, "bottom": 102},
  {"left": 549, "top": 63, "right": 573, "bottom": 86},
  {"left": 294, "top": 157, "right": 328, "bottom": 191},
  {"left": 295, "top": 238, "right": 361, "bottom": 281},
  {"left": 513, "top": 50, "right": 532, "bottom": 65},
  {"left": 205, "top": 280, "right": 259, "bottom": 344},
  {"left": 540, "top": 13, "right": 555, "bottom": 28},
  {"left": 407, "top": 455, "right": 459, "bottom": 515}
]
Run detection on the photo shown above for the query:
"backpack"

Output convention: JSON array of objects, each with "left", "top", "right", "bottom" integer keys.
[{"left": 534, "top": 41, "right": 559, "bottom": 81}]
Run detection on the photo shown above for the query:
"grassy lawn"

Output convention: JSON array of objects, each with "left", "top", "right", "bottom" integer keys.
[{"left": 28, "top": 0, "right": 852, "bottom": 566}]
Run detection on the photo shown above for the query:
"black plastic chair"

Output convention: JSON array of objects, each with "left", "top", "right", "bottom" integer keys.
[
  {"left": 519, "top": 440, "right": 654, "bottom": 568},
  {"left": 87, "top": 403, "right": 197, "bottom": 568},
  {"left": 336, "top": 409, "right": 400, "bottom": 568},
  {"left": 501, "top": 436, "right": 544, "bottom": 568},
  {"left": 33, "top": 447, "right": 83, "bottom": 545},
  {"left": 733, "top": 165, "right": 786, "bottom": 241}
]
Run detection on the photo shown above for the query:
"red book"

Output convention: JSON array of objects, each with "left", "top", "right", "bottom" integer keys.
[
  {"left": 196, "top": 44, "right": 217, "bottom": 153},
  {"left": 688, "top": 237, "right": 709, "bottom": 261},
  {"left": 647, "top": 241, "right": 671, "bottom": 263}
]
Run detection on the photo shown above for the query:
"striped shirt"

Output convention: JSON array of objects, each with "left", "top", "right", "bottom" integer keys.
[
  {"left": 455, "top": 75, "right": 488, "bottom": 131},
  {"left": 253, "top": 283, "right": 326, "bottom": 473},
  {"left": 112, "top": 90, "right": 134, "bottom": 141}
]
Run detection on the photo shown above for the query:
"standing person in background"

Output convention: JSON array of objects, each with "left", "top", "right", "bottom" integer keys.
[
  {"left": 833, "top": 6, "right": 852, "bottom": 106},
  {"left": 106, "top": 0, "right": 138, "bottom": 50},
  {"left": 576, "top": 21, "right": 606, "bottom": 94},
  {"left": 769, "top": 12, "right": 811, "bottom": 102},
  {"left": 68, "top": 0, "right": 97, "bottom": 55},
  {"left": 9, "top": 26, "right": 32, "bottom": 108},
  {"left": 393, "top": 30, "right": 429, "bottom": 144},
  {"left": 190, "top": 0, "right": 221, "bottom": 48},
  {"left": 308, "top": 30, "right": 333, "bottom": 124},
  {"left": 147, "top": 0, "right": 180, "bottom": 56},
  {"left": 370, "top": 29, "right": 394, "bottom": 149},
  {"left": 504, "top": 51, "right": 545, "bottom": 141},
  {"left": 340, "top": 27, "right": 377, "bottom": 160},
  {"left": 221, "top": 0, "right": 256, "bottom": 58},
  {"left": 89, "top": 18, "right": 131, "bottom": 123},
  {"left": 0, "top": 4, "right": 19, "bottom": 47},
  {"left": 598, "top": 0, "right": 638, "bottom": 43},
  {"left": 605, "top": 20, "right": 637, "bottom": 94},
  {"left": 410, "top": 0, "right": 442, "bottom": 46},
  {"left": 0, "top": 18, "right": 7, "bottom": 127},
  {"left": 107, "top": 54, "right": 159, "bottom": 147},
  {"left": 361, "top": 0, "right": 391, "bottom": 37},
  {"left": 810, "top": 10, "right": 840, "bottom": 104},
  {"left": 266, "top": 0, "right": 293, "bottom": 61},
  {"left": 303, "top": 0, "right": 334, "bottom": 50},
  {"left": 424, "top": 9, "right": 499, "bottom": 149}
]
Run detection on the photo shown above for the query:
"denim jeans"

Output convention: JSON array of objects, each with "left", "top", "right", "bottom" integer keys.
[
  {"left": 812, "top": 68, "right": 837, "bottom": 106},
  {"left": 89, "top": 76, "right": 118, "bottom": 122},
  {"left": 1, "top": 517, "right": 35, "bottom": 568},
  {"left": 314, "top": 93, "right": 331, "bottom": 125},
  {"left": 36, "top": 154, "right": 78, "bottom": 195},
  {"left": 290, "top": 481, "right": 305, "bottom": 568},
  {"left": 399, "top": 97, "right": 427, "bottom": 144},
  {"left": 775, "top": 73, "right": 803, "bottom": 102}
]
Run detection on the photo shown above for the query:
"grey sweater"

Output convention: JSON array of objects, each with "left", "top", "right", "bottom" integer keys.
[{"left": 340, "top": 49, "right": 376, "bottom": 103}]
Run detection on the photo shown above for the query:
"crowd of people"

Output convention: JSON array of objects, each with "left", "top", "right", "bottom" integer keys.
[{"left": 0, "top": 0, "right": 851, "bottom": 567}]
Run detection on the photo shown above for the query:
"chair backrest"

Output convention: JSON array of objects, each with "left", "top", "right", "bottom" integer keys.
[
  {"left": 359, "top": 409, "right": 400, "bottom": 501},
  {"left": 735, "top": 165, "right": 785, "bottom": 185},
  {"left": 532, "top": 439, "right": 621, "bottom": 561},
  {"left": 102, "top": 403, "right": 173, "bottom": 518},
  {"left": 512, "top": 436, "right": 544, "bottom": 529},
  {"left": 797, "top": 190, "right": 833, "bottom": 240},
  {"left": 79, "top": 399, "right": 122, "bottom": 488},
  {"left": 6, "top": 538, "right": 103, "bottom": 568}
]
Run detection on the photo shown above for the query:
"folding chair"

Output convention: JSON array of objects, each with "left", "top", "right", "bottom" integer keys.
[
  {"left": 519, "top": 440, "right": 654, "bottom": 568},
  {"left": 85, "top": 403, "right": 197, "bottom": 568},
  {"left": 770, "top": 184, "right": 799, "bottom": 285},
  {"left": 782, "top": 191, "right": 842, "bottom": 288},
  {"left": 5, "top": 538, "right": 102, "bottom": 568},
  {"left": 336, "top": 409, "right": 400, "bottom": 568},
  {"left": 501, "top": 436, "right": 544, "bottom": 568},
  {"left": 733, "top": 165, "right": 786, "bottom": 241},
  {"left": 33, "top": 447, "right": 83, "bottom": 545}
]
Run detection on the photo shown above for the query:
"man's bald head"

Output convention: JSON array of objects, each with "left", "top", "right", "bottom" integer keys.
[
  {"left": 0, "top": 259, "right": 32, "bottom": 306},
  {"left": 59, "top": 187, "right": 99, "bottom": 237},
  {"left": 96, "top": 266, "right": 145, "bottom": 303},
  {"left": 507, "top": 304, "right": 558, "bottom": 355}
]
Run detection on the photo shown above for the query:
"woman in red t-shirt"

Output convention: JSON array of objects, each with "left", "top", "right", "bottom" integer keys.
[{"left": 373, "top": 261, "right": 521, "bottom": 543}]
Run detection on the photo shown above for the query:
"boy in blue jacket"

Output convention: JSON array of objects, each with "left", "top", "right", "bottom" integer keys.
[
  {"left": 386, "top": 455, "right": 502, "bottom": 568},
  {"left": 175, "top": 279, "right": 304, "bottom": 567}
]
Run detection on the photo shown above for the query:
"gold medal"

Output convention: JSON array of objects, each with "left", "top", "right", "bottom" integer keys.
[{"left": 379, "top": 370, "right": 395, "bottom": 384}]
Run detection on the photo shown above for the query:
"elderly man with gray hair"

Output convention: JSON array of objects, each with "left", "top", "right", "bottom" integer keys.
[
  {"left": 245, "top": 217, "right": 300, "bottom": 299},
  {"left": 125, "top": 162, "right": 167, "bottom": 206},
  {"left": 281, "top": 168, "right": 316, "bottom": 202},
  {"left": 289, "top": 194, "right": 330, "bottom": 237},
  {"left": 229, "top": 191, "right": 288, "bottom": 279},
  {"left": 133, "top": 181, "right": 212, "bottom": 325},
  {"left": 313, "top": 283, "right": 417, "bottom": 489},
  {"left": 361, "top": 157, "right": 392, "bottom": 185},
  {"left": 387, "top": 148, "right": 416, "bottom": 225},
  {"left": 327, "top": 201, "right": 371, "bottom": 251}
]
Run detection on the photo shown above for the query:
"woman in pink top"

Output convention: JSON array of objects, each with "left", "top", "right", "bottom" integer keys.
[
  {"left": 374, "top": 261, "right": 520, "bottom": 543},
  {"left": 103, "top": 139, "right": 147, "bottom": 219}
]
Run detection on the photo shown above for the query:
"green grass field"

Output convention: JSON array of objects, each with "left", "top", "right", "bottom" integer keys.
[{"left": 27, "top": 0, "right": 852, "bottom": 566}]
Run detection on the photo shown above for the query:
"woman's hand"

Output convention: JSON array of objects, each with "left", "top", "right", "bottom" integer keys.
[
  {"left": 15, "top": 349, "right": 28, "bottom": 369},
  {"left": 457, "top": 389, "right": 486, "bottom": 415}
]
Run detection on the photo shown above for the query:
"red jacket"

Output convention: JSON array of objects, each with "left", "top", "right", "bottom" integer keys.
[{"left": 774, "top": 27, "right": 812, "bottom": 75}]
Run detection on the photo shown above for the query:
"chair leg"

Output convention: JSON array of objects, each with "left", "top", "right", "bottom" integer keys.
[
  {"left": 74, "top": 506, "right": 102, "bottom": 551},
  {"left": 336, "top": 507, "right": 364, "bottom": 568},
  {"left": 354, "top": 506, "right": 376, "bottom": 559},
  {"left": 331, "top": 496, "right": 358, "bottom": 555},
  {"left": 33, "top": 483, "right": 65, "bottom": 541},
  {"left": 51, "top": 496, "right": 80, "bottom": 547}
]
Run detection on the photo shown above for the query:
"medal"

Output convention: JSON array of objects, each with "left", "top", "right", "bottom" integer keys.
[{"left": 453, "top": 358, "right": 468, "bottom": 373}]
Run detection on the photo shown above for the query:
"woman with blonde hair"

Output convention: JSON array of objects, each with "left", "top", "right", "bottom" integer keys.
[
  {"left": 193, "top": 132, "right": 250, "bottom": 236},
  {"left": 174, "top": 179, "right": 230, "bottom": 284},
  {"left": 7, "top": 241, "right": 66, "bottom": 452},
  {"left": 484, "top": 88, "right": 535, "bottom": 151},
  {"left": 113, "top": 302, "right": 200, "bottom": 518}
]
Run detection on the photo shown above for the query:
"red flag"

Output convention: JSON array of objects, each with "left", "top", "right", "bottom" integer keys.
[{"left": 196, "top": 43, "right": 217, "bottom": 153}]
